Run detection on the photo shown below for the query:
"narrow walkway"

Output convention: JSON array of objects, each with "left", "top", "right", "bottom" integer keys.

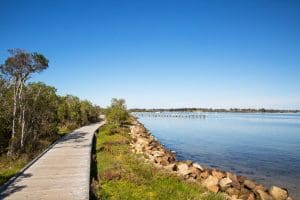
[{"left": 0, "top": 122, "right": 104, "bottom": 200}]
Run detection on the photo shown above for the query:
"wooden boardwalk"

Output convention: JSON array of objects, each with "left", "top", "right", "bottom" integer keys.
[{"left": 0, "top": 122, "right": 104, "bottom": 200}]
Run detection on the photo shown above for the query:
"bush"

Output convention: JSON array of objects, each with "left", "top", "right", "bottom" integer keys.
[{"left": 105, "top": 98, "right": 129, "bottom": 127}]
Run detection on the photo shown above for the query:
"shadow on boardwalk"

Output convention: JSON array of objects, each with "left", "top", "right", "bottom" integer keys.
[
  {"left": 0, "top": 173, "right": 32, "bottom": 199},
  {"left": 0, "top": 122, "right": 103, "bottom": 200}
]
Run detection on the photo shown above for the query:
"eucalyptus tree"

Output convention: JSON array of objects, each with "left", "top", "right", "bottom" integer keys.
[
  {"left": 0, "top": 49, "right": 49, "bottom": 156},
  {"left": 24, "top": 82, "right": 59, "bottom": 154}
]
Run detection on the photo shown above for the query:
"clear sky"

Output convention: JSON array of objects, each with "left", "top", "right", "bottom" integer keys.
[{"left": 0, "top": 0, "right": 299, "bottom": 109}]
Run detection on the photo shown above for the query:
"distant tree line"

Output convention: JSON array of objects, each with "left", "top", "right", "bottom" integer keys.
[
  {"left": 0, "top": 49, "right": 101, "bottom": 157},
  {"left": 130, "top": 108, "right": 300, "bottom": 113}
]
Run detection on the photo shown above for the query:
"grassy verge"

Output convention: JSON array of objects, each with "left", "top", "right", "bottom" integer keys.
[
  {"left": 93, "top": 123, "right": 224, "bottom": 200},
  {"left": 0, "top": 155, "right": 28, "bottom": 185}
]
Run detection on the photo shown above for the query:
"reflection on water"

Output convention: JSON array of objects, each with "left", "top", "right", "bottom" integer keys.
[{"left": 136, "top": 112, "right": 300, "bottom": 199}]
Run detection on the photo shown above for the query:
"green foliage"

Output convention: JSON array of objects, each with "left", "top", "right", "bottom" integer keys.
[
  {"left": 23, "top": 82, "right": 60, "bottom": 155},
  {"left": 57, "top": 95, "right": 101, "bottom": 131},
  {"left": 0, "top": 49, "right": 102, "bottom": 184},
  {"left": 93, "top": 123, "right": 225, "bottom": 200},
  {"left": 105, "top": 98, "right": 129, "bottom": 127},
  {"left": 0, "top": 49, "right": 48, "bottom": 80},
  {"left": 0, "top": 83, "right": 101, "bottom": 156},
  {"left": 0, "top": 155, "right": 28, "bottom": 185}
]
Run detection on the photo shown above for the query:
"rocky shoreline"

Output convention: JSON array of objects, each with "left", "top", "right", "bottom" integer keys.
[{"left": 129, "top": 118, "right": 293, "bottom": 200}]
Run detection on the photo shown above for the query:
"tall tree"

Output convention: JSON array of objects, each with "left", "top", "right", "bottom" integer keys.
[{"left": 0, "top": 49, "right": 49, "bottom": 156}]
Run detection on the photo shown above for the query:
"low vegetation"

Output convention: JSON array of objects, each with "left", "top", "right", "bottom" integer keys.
[
  {"left": 92, "top": 99, "right": 224, "bottom": 200},
  {"left": 0, "top": 49, "right": 101, "bottom": 185}
]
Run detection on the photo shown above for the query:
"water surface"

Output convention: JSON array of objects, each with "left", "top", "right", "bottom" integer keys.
[{"left": 135, "top": 112, "right": 300, "bottom": 198}]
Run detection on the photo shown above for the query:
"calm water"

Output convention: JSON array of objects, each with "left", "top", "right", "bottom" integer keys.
[{"left": 136, "top": 112, "right": 300, "bottom": 199}]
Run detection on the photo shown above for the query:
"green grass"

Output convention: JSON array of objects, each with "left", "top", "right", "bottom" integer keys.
[
  {"left": 58, "top": 126, "right": 72, "bottom": 136},
  {"left": 93, "top": 124, "right": 225, "bottom": 200},
  {"left": 0, "top": 155, "right": 28, "bottom": 185}
]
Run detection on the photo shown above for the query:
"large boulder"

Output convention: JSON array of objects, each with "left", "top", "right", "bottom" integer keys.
[
  {"left": 189, "top": 166, "right": 200, "bottom": 178},
  {"left": 212, "top": 169, "right": 225, "bottom": 179},
  {"left": 239, "top": 193, "right": 255, "bottom": 200},
  {"left": 226, "top": 187, "right": 240, "bottom": 196},
  {"left": 239, "top": 188, "right": 252, "bottom": 200},
  {"left": 154, "top": 156, "right": 169, "bottom": 166},
  {"left": 177, "top": 162, "right": 189, "bottom": 171},
  {"left": 202, "top": 175, "right": 219, "bottom": 188},
  {"left": 254, "top": 184, "right": 267, "bottom": 192},
  {"left": 257, "top": 190, "right": 273, "bottom": 200},
  {"left": 136, "top": 138, "right": 149, "bottom": 146},
  {"left": 246, "top": 193, "right": 255, "bottom": 200},
  {"left": 192, "top": 162, "right": 204, "bottom": 171},
  {"left": 185, "top": 160, "right": 193, "bottom": 167},
  {"left": 177, "top": 162, "right": 192, "bottom": 176},
  {"left": 244, "top": 179, "right": 256, "bottom": 190},
  {"left": 269, "top": 186, "right": 288, "bottom": 200},
  {"left": 227, "top": 172, "right": 239, "bottom": 184},
  {"left": 219, "top": 177, "right": 232, "bottom": 190},
  {"left": 164, "top": 163, "right": 177, "bottom": 171},
  {"left": 207, "top": 185, "right": 219, "bottom": 193},
  {"left": 200, "top": 171, "right": 209, "bottom": 179},
  {"left": 151, "top": 150, "right": 164, "bottom": 157}
]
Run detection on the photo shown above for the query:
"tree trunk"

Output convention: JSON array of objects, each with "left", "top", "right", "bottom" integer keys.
[
  {"left": 20, "top": 106, "right": 26, "bottom": 149},
  {"left": 7, "top": 80, "right": 19, "bottom": 157}
]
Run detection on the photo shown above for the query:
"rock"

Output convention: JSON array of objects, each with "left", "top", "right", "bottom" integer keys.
[
  {"left": 239, "top": 188, "right": 251, "bottom": 200},
  {"left": 166, "top": 154, "right": 176, "bottom": 163},
  {"left": 226, "top": 187, "right": 240, "bottom": 196},
  {"left": 177, "top": 163, "right": 192, "bottom": 176},
  {"left": 227, "top": 172, "right": 240, "bottom": 189},
  {"left": 202, "top": 175, "right": 219, "bottom": 187},
  {"left": 247, "top": 193, "right": 255, "bottom": 200},
  {"left": 244, "top": 179, "right": 256, "bottom": 190},
  {"left": 192, "top": 162, "right": 204, "bottom": 171},
  {"left": 230, "top": 195, "right": 242, "bottom": 200},
  {"left": 180, "top": 169, "right": 192, "bottom": 177},
  {"left": 212, "top": 169, "right": 225, "bottom": 179},
  {"left": 145, "top": 146, "right": 154, "bottom": 151},
  {"left": 232, "top": 182, "right": 241, "bottom": 190},
  {"left": 219, "top": 177, "right": 232, "bottom": 190},
  {"left": 200, "top": 171, "right": 209, "bottom": 179},
  {"left": 189, "top": 166, "right": 200, "bottom": 179},
  {"left": 154, "top": 156, "right": 169, "bottom": 166},
  {"left": 164, "top": 163, "right": 177, "bottom": 171},
  {"left": 269, "top": 186, "right": 288, "bottom": 200},
  {"left": 241, "top": 187, "right": 251, "bottom": 194},
  {"left": 151, "top": 150, "right": 164, "bottom": 157},
  {"left": 254, "top": 184, "right": 266, "bottom": 192},
  {"left": 186, "top": 160, "right": 193, "bottom": 166},
  {"left": 177, "top": 162, "right": 189, "bottom": 171},
  {"left": 257, "top": 190, "right": 273, "bottom": 200},
  {"left": 136, "top": 138, "right": 149, "bottom": 146},
  {"left": 177, "top": 162, "right": 189, "bottom": 170},
  {"left": 238, "top": 176, "right": 247, "bottom": 183},
  {"left": 207, "top": 185, "right": 219, "bottom": 193}
]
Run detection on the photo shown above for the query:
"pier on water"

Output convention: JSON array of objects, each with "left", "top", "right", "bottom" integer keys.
[{"left": 133, "top": 112, "right": 206, "bottom": 119}]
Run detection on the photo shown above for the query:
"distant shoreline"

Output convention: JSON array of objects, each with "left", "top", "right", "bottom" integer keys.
[{"left": 130, "top": 108, "right": 300, "bottom": 113}]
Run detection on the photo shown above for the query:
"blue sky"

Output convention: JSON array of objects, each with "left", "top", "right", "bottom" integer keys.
[{"left": 0, "top": 0, "right": 300, "bottom": 109}]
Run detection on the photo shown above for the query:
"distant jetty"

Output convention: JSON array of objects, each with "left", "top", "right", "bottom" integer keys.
[
  {"left": 130, "top": 108, "right": 300, "bottom": 113},
  {"left": 133, "top": 112, "right": 206, "bottom": 119}
]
